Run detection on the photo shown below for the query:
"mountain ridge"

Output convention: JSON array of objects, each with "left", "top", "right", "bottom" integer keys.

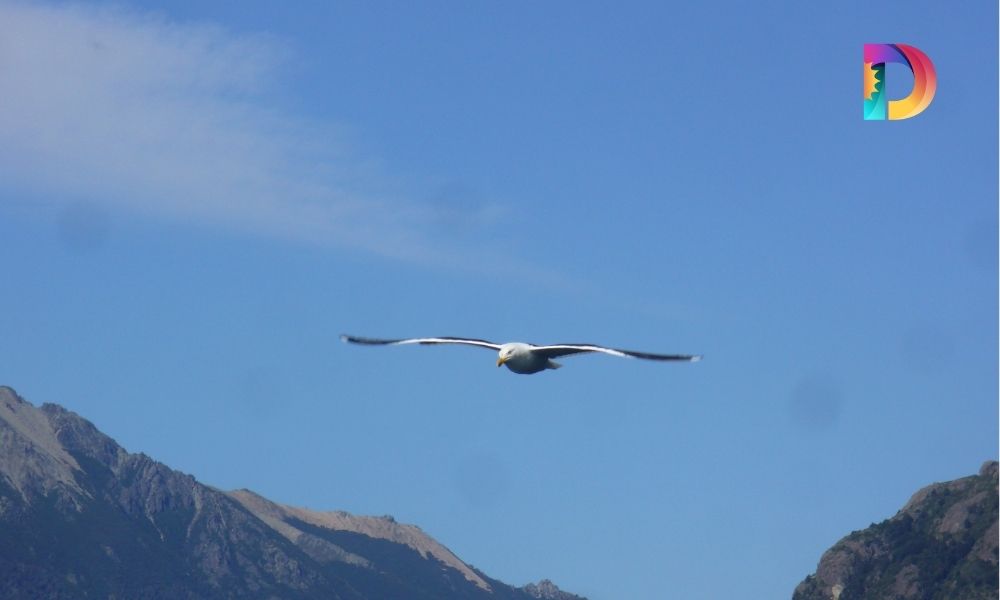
[
  {"left": 0, "top": 385, "right": 585, "bottom": 600},
  {"left": 794, "top": 461, "right": 998, "bottom": 600}
]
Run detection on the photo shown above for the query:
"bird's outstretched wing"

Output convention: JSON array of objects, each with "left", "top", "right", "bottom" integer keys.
[
  {"left": 531, "top": 343, "right": 702, "bottom": 362},
  {"left": 340, "top": 335, "right": 502, "bottom": 351}
]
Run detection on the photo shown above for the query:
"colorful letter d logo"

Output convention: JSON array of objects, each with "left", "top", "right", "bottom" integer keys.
[{"left": 863, "top": 44, "right": 937, "bottom": 120}]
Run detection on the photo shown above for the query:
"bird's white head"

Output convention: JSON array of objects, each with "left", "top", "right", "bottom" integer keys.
[{"left": 497, "top": 343, "right": 519, "bottom": 367}]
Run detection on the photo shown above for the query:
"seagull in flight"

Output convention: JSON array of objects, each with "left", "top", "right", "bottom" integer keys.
[{"left": 341, "top": 335, "right": 701, "bottom": 375}]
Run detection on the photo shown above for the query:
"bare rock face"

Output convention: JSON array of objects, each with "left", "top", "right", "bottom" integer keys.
[
  {"left": 0, "top": 387, "right": 85, "bottom": 503},
  {"left": 1, "top": 387, "right": 333, "bottom": 599},
  {"left": 793, "top": 461, "right": 999, "bottom": 600},
  {"left": 0, "top": 386, "right": 585, "bottom": 600},
  {"left": 522, "top": 578, "right": 588, "bottom": 600},
  {"left": 228, "top": 488, "right": 491, "bottom": 590}
]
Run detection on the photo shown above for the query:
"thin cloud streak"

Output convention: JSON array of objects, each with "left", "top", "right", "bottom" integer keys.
[{"left": 0, "top": 2, "right": 524, "bottom": 270}]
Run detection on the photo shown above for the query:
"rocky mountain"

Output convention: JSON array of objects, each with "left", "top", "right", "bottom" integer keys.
[
  {"left": 521, "top": 579, "right": 586, "bottom": 600},
  {"left": 794, "top": 461, "right": 998, "bottom": 600},
  {"left": 0, "top": 386, "right": 585, "bottom": 600}
]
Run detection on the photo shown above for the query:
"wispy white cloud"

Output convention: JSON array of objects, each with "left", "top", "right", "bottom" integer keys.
[{"left": 0, "top": 1, "right": 509, "bottom": 266}]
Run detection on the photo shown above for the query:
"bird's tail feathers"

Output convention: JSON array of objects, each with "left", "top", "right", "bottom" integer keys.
[{"left": 546, "top": 360, "right": 562, "bottom": 370}]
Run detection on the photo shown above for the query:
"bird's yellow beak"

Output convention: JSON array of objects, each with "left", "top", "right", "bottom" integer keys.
[{"left": 497, "top": 356, "right": 506, "bottom": 367}]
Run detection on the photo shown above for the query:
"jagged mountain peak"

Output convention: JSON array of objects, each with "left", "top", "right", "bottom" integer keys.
[
  {"left": 523, "top": 578, "right": 588, "bottom": 600},
  {"left": 0, "top": 386, "right": 85, "bottom": 501},
  {"left": 0, "top": 386, "right": 585, "bottom": 600},
  {"left": 794, "top": 462, "right": 999, "bottom": 600}
]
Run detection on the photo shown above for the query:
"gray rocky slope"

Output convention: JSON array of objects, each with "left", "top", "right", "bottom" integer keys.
[
  {"left": 794, "top": 461, "right": 998, "bottom": 600},
  {"left": 0, "top": 386, "right": 584, "bottom": 600}
]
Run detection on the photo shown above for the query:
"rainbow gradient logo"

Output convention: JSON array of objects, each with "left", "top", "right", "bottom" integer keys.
[{"left": 864, "top": 44, "right": 936, "bottom": 120}]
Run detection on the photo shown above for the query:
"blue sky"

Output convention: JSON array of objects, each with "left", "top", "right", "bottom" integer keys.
[{"left": 0, "top": 1, "right": 996, "bottom": 598}]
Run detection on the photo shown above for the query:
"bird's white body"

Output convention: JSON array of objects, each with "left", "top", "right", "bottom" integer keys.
[{"left": 497, "top": 343, "right": 561, "bottom": 374}]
